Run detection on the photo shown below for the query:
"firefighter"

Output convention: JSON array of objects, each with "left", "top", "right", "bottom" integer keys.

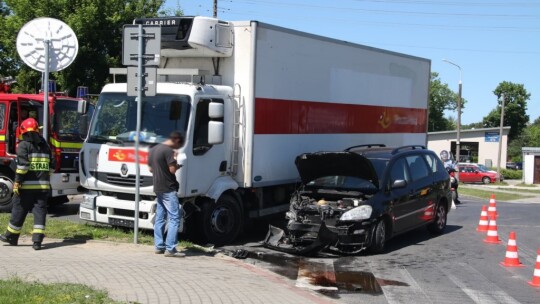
[{"left": 0, "top": 118, "right": 55, "bottom": 250}]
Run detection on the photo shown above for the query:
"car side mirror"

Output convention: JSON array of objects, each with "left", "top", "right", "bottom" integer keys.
[{"left": 391, "top": 179, "right": 407, "bottom": 189}]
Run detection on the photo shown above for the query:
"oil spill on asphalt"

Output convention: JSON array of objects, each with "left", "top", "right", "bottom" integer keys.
[{"left": 236, "top": 250, "right": 409, "bottom": 298}]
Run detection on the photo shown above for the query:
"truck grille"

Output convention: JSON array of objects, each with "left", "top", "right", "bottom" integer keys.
[{"left": 91, "top": 172, "right": 153, "bottom": 187}]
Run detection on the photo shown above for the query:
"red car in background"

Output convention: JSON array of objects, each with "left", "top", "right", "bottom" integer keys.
[{"left": 458, "top": 164, "right": 503, "bottom": 184}]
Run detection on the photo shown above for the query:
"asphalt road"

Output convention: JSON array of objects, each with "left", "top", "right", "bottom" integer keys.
[
  {"left": 47, "top": 194, "right": 540, "bottom": 303},
  {"left": 222, "top": 196, "right": 540, "bottom": 304}
]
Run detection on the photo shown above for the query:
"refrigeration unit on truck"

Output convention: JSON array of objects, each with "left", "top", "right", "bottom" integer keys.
[
  {"left": 78, "top": 16, "right": 431, "bottom": 245},
  {"left": 0, "top": 82, "right": 93, "bottom": 212}
]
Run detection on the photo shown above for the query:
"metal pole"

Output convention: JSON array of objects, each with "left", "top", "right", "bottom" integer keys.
[
  {"left": 213, "top": 0, "right": 218, "bottom": 18},
  {"left": 496, "top": 94, "right": 505, "bottom": 183},
  {"left": 43, "top": 38, "right": 50, "bottom": 140},
  {"left": 442, "top": 59, "right": 462, "bottom": 179},
  {"left": 134, "top": 24, "right": 143, "bottom": 243}
]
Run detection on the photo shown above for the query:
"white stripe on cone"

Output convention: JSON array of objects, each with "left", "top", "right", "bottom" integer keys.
[
  {"left": 506, "top": 251, "right": 518, "bottom": 258},
  {"left": 534, "top": 269, "right": 540, "bottom": 276},
  {"left": 508, "top": 239, "right": 516, "bottom": 246},
  {"left": 479, "top": 220, "right": 488, "bottom": 225},
  {"left": 487, "top": 231, "right": 498, "bottom": 236}
]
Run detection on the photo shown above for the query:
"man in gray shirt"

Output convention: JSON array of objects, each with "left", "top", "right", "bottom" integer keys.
[{"left": 148, "top": 131, "right": 184, "bottom": 257}]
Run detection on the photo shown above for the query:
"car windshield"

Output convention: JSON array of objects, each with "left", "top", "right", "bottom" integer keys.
[
  {"left": 478, "top": 165, "right": 489, "bottom": 172},
  {"left": 306, "top": 175, "right": 377, "bottom": 192},
  {"left": 88, "top": 93, "right": 191, "bottom": 145},
  {"left": 476, "top": 165, "right": 489, "bottom": 172},
  {"left": 53, "top": 99, "right": 95, "bottom": 142}
]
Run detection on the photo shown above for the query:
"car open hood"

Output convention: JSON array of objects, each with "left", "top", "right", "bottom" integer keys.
[{"left": 295, "top": 152, "right": 378, "bottom": 187}]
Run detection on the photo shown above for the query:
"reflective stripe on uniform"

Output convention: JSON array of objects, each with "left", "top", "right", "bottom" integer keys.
[
  {"left": 16, "top": 165, "right": 29, "bottom": 174},
  {"left": 33, "top": 225, "right": 45, "bottom": 230},
  {"left": 32, "top": 228, "right": 45, "bottom": 234},
  {"left": 7, "top": 225, "right": 21, "bottom": 234},
  {"left": 29, "top": 157, "right": 50, "bottom": 162},
  {"left": 29, "top": 153, "right": 49, "bottom": 158}
]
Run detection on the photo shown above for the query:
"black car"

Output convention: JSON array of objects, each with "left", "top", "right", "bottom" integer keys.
[
  {"left": 264, "top": 145, "right": 452, "bottom": 255},
  {"left": 506, "top": 162, "right": 523, "bottom": 170}
]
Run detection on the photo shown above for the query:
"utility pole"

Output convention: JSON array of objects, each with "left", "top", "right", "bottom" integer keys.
[
  {"left": 496, "top": 94, "right": 505, "bottom": 183},
  {"left": 213, "top": 0, "right": 218, "bottom": 18},
  {"left": 442, "top": 59, "right": 462, "bottom": 179}
]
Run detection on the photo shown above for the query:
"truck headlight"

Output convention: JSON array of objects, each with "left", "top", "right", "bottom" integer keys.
[
  {"left": 340, "top": 205, "right": 372, "bottom": 221},
  {"left": 81, "top": 192, "right": 98, "bottom": 210}
]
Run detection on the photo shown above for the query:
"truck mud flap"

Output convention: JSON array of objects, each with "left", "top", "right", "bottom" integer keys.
[{"left": 263, "top": 223, "right": 338, "bottom": 255}]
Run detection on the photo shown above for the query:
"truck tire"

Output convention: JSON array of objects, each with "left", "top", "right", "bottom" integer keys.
[
  {"left": 201, "top": 194, "right": 243, "bottom": 246},
  {"left": 0, "top": 173, "right": 15, "bottom": 213}
]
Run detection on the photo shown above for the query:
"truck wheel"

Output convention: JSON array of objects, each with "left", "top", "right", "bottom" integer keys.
[
  {"left": 201, "top": 194, "right": 243, "bottom": 246},
  {"left": 368, "top": 219, "right": 387, "bottom": 254},
  {"left": 0, "top": 174, "right": 15, "bottom": 212}
]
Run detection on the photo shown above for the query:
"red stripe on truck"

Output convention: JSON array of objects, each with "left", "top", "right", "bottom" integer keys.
[{"left": 254, "top": 98, "right": 427, "bottom": 134}]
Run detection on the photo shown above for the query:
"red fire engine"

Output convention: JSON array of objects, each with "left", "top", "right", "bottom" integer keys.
[{"left": 0, "top": 79, "right": 92, "bottom": 212}]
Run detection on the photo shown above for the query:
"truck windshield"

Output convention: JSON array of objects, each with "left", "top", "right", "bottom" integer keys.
[
  {"left": 53, "top": 99, "right": 95, "bottom": 142},
  {"left": 88, "top": 93, "right": 191, "bottom": 145}
]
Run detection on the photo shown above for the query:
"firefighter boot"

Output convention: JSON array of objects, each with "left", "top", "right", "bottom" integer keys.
[
  {"left": 0, "top": 231, "right": 20, "bottom": 246},
  {"left": 32, "top": 242, "right": 42, "bottom": 250}
]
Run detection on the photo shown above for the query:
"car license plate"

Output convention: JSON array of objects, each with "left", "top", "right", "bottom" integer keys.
[{"left": 108, "top": 218, "right": 134, "bottom": 228}]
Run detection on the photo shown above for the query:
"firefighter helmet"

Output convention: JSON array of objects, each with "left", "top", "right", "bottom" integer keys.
[{"left": 20, "top": 118, "right": 40, "bottom": 135}]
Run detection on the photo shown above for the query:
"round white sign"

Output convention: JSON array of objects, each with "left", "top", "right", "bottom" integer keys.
[{"left": 16, "top": 17, "right": 78, "bottom": 72}]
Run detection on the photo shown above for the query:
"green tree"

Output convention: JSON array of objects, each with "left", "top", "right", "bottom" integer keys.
[
  {"left": 0, "top": 0, "right": 166, "bottom": 94},
  {"left": 482, "top": 81, "right": 530, "bottom": 140},
  {"left": 428, "top": 72, "right": 466, "bottom": 132}
]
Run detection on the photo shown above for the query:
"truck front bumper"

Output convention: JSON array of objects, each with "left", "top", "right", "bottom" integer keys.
[
  {"left": 50, "top": 173, "right": 81, "bottom": 196},
  {"left": 79, "top": 193, "right": 157, "bottom": 230}
]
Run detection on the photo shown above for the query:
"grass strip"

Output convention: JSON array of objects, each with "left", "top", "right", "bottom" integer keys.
[
  {"left": 458, "top": 187, "right": 533, "bottom": 201},
  {"left": 0, "top": 214, "right": 193, "bottom": 249},
  {"left": 0, "top": 278, "right": 125, "bottom": 304}
]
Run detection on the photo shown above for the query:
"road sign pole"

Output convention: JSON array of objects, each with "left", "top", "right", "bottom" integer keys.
[
  {"left": 43, "top": 37, "right": 50, "bottom": 140},
  {"left": 134, "top": 24, "right": 143, "bottom": 244}
]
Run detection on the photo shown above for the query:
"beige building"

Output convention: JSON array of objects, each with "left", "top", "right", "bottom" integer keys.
[{"left": 427, "top": 127, "right": 510, "bottom": 168}]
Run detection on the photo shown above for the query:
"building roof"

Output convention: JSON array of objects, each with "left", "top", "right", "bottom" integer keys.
[{"left": 428, "top": 126, "right": 510, "bottom": 135}]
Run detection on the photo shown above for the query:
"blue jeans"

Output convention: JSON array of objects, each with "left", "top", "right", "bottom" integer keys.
[{"left": 154, "top": 192, "right": 183, "bottom": 252}]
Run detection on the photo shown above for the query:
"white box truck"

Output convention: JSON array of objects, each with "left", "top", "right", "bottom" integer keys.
[{"left": 78, "top": 16, "right": 431, "bottom": 245}]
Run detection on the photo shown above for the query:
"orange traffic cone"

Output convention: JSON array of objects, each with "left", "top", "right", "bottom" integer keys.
[
  {"left": 529, "top": 248, "right": 540, "bottom": 287},
  {"left": 483, "top": 216, "right": 501, "bottom": 244},
  {"left": 500, "top": 232, "right": 524, "bottom": 267},
  {"left": 476, "top": 205, "right": 489, "bottom": 232},
  {"left": 487, "top": 194, "right": 498, "bottom": 219}
]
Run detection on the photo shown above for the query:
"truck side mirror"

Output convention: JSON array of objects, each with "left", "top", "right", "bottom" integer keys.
[
  {"left": 208, "top": 121, "right": 224, "bottom": 144},
  {"left": 77, "top": 99, "right": 88, "bottom": 115},
  {"left": 208, "top": 102, "right": 224, "bottom": 119}
]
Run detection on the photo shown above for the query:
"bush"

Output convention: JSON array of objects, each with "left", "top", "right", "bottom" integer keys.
[{"left": 501, "top": 169, "right": 522, "bottom": 180}]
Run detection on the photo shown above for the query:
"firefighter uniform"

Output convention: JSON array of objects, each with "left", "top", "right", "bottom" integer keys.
[{"left": 0, "top": 118, "right": 55, "bottom": 250}]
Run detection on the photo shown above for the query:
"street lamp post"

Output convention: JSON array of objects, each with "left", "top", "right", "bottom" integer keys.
[
  {"left": 443, "top": 59, "right": 462, "bottom": 177},
  {"left": 496, "top": 94, "right": 505, "bottom": 183}
]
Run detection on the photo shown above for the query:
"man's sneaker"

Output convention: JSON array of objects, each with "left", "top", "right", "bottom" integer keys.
[
  {"left": 164, "top": 250, "right": 185, "bottom": 257},
  {"left": 0, "top": 234, "right": 18, "bottom": 246},
  {"left": 32, "top": 242, "right": 42, "bottom": 250},
  {"left": 155, "top": 249, "right": 165, "bottom": 254}
]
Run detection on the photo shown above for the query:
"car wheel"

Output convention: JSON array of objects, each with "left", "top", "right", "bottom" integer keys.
[
  {"left": 0, "top": 173, "right": 15, "bottom": 213},
  {"left": 428, "top": 203, "right": 447, "bottom": 235},
  {"left": 368, "top": 219, "right": 387, "bottom": 254},
  {"left": 200, "top": 194, "right": 243, "bottom": 246},
  {"left": 482, "top": 176, "right": 491, "bottom": 184}
]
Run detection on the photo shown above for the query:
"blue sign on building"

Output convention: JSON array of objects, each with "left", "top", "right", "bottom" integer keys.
[{"left": 485, "top": 131, "right": 499, "bottom": 142}]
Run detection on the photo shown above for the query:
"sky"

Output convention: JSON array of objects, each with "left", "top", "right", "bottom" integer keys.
[{"left": 164, "top": 0, "right": 539, "bottom": 125}]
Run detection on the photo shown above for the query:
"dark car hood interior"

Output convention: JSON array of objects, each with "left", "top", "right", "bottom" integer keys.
[{"left": 295, "top": 152, "right": 378, "bottom": 187}]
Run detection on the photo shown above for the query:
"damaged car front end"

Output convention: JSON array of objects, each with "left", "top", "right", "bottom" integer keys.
[{"left": 264, "top": 152, "right": 380, "bottom": 255}]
